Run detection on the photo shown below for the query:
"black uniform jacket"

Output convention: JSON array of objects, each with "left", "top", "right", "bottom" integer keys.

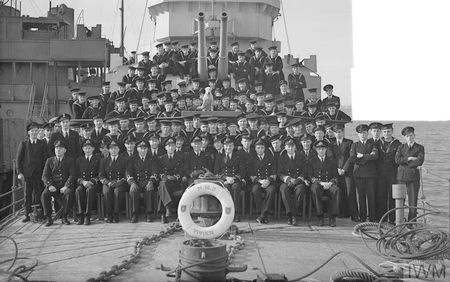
[
  {"left": 16, "top": 139, "right": 48, "bottom": 177},
  {"left": 395, "top": 142, "right": 425, "bottom": 181},
  {"left": 42, "top": 156, "right": 76, "bottom": 189}
]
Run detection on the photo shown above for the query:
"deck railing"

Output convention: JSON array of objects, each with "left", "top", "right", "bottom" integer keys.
[{"left": 0, "top": 159, "right": 24, "bottom": 226}]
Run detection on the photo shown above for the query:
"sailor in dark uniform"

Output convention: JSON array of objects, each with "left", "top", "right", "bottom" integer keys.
[
  {"left": 108, "top": 82, "right": 129, "bottom": 111},
  {"left": 99, "top": 82, "right": 111, "bottom": 116},
  {"left": 138, "top": 51, "right": 153, "bottom": 75},
  {"left": 278, "top": 138, "right": 308, "bottom": 225},
  {"left": 330, "top": 124, "right": 357, "bottom": 220},
  {"left": 249, "top": 47, "right": 266, "bottom": 83},
  {"left": 264, "top": 46, "right": 284, "bottom": 80},
  {"left": 122, "top": 66, "right": 136, "bottom": 85},
  {"left": 246, "top": 40, "right": 267, "bottom": 59},
  {"left": 184, "top": 136, "right": 212, "bottom": 186},
  {"left": 233, "top": 52, "right": 251, "bottom": 84},
  {"left": 251, "top": 139, "right": 277, "bottom": 224},
  {"left": 103, "top": 118, "right": 125, "bottom": 153},
  {"left": 16, "top": 122, "right": 48, "bottom": 222},
  {"left": 214, "top": 137, "right": 246, "bottom": 222},
  {"left": 308, "top": 140, "right": 340, "bottom": 227},
  {"left": 321, "top": 84, "right": 341, "bottom": 112},
  {"left": 41, "top": 140, "right": 76, "bottom": 227},
  {"left": 74, "top": 139, "right": 101, "bottom": 225},
  {"left": 395, "top": 126, "right": 425, "bottom": 222},
  {"left": 158, "top": 138, "right": 185, "bottom": 223},
  {"left": 72, "top": 91, "right": 88, "bottom": 119},
  {"left": 302, "top": 100, "right": 321, "bottom": 119},
  {"left": 263, "top": 62, "right": 280, "bottom": 95},
  {"left": 349, "top": 124, "right": 379, "bottom": 222},
  {"left": 375, "top": 123, "right": 401, "bottom": 222},
  {"left": 228, "top": 41, "right": 240, "bottom": 69},
  {"left": 288, "top": 62, "right": 307, "bottom": 102},
  {"left": 105, "top": 96, "right": 128, "bottom": 120},
  {"left": 127, "top": 140, "right": 159, "bottom": 223},
  {"left": 324, "top": 101, "right": 351, "bottom": 121},
  {"left": 49, "top": 113, "right": 82, "bottom": 158},
  {"left": 207, "top": 47, "right": 219, "bottom": 70},
  {"left": 304, "top": 88, "right": 323, "bottom": 113},
  {"left": 278, "top": 80, "right": 293, "bottom": 100},
  {"left": 100, "top": 140, "right": 128, "bottom": 223},
  {"left": 91, "top": 115, "right": 109, "bottom": 152},
  {"left": 121, "top": 136, "right": 137, "bottom": 160},
  {"left": 68, "top": 88, "right": 80, "bottom": 115}
]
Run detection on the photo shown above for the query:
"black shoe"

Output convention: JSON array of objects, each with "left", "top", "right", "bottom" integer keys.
[
  {"left": 233, "top": 214, "right": 241, "bottom": 222},
  {"left": 287, "top": 216, "right": 293, "bottom": 225},
  {"left": 318, "top": 216, "right": 324, "bottom": 227},
  {"left": 131, "top": 214, "right": 138, "bottom": 223},
  {"left": 113, "top": 214, "right": 119, "bottom": 223},
  {"left": 256, "top": 216, "right": 265, "bottom": 224},
  {"left": 350, "top": 215, "right": 359, "bottom": 222},
  {"left": 106, "top": 217, "right": 113, "bottom": 223},
  {"left": 84, "top": 217, "right": 91, "bottom": 225},
  {"left": 329, "top": 216, "right": 336, "bottom": 227},
  {"left": 263, "top": 217, "right": 269, "bottom": 224},
  {"left": 44, "top": 217, "right": 53, "bottom": 227},
  {"left": 22, "top": 216, "right": 31, "bottom": 223},
  {"left": 161, "top": 215, "right": 168, "bottom": 224},
  {"left": 77, "top": 216, "right": 84, "bottom": 225},
  {"left": 291, "top": 216, "right": 297, "bottom": 226},
  {"left": 146, "top": 214, "right": 152, "bottom": 222},
  {"left": 62, "top": 217, "right": 70, "bottom": 225}
]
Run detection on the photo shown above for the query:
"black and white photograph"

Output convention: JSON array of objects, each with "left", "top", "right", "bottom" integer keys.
[{"left": 0, "top": 0, "right": 449, "bottom": 281}]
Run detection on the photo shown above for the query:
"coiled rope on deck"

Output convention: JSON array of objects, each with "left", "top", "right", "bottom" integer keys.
[{"left": 0, "top": 236, "right": 38, "bottom": 282}]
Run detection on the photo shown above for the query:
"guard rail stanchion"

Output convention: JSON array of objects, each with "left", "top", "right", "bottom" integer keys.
[{"left": 392, "top": 184, "right": 406, "bottom": 226}]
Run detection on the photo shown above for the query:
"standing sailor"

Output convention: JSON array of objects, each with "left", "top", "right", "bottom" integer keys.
[{"left": 395, "top": 126, "right": 425, "bottom": 222}]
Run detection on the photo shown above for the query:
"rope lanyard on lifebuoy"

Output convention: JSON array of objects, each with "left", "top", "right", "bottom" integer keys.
[{"left": 178, "top": 182, "right": 235, "bottom": 239}]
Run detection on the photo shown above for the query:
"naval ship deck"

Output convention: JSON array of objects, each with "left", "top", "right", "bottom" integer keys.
[{"left": 2, "top": 213, "right": 437, "bottom": 282}]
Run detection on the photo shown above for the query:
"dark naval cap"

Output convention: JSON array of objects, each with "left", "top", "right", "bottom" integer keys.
[
  {"left": 223, "top": 137, "right": 234, "bottom": 145},
  {"left": 58, "top": 113, "right": 71, "bottom": 122},
  {"left": 26, "top": 122, "right": 40, "bottom": 131},
  {"left": 137, "top": 139, "right": 149, "bottom": 148},
  {"left": 355, "top": 124, "right": 370, "bottom": 133},
  {"left": 107, "top": 140, "right": 120, "bottom": 149},
  {"left": 54, "top": 140, "right": 67, "bottom": 148},
  {"left": 323, "top": 84, "right": 334, "bottom": 91},
  {"left": 381, "top": 123, "right": 393, "bottom": 130},
  {"left": 369, "top": 122, "right": 383, "bottom": 129},
  {"left": 164, "top": 138, "right": 176, "bottom": 146},
  {"left": 314, "top": 140, "right": 329, "bottom": 148},
  {"left": 254, "top": 139, "right": 266, "bottom": 147},
  {"left": 81, "top": 139, "right": 95, "bottom": 148},
  {"left": 284, "top": 137, "right": 296, "bottom": 146},
  {"left": 401, "top": 126, "right": 415, "bottom": 136}
]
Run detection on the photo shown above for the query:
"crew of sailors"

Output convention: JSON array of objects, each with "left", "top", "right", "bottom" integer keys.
[{"left": 16, "top": 40, "right": 424, "bottom": 227}]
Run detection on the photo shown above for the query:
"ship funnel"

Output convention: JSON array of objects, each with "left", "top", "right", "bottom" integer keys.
[
  {"left": 197, "top": 12, "right": 208, "bottom": 81},
  {"left": 218, "top": 12, "right": 229, "bottom": 80}
]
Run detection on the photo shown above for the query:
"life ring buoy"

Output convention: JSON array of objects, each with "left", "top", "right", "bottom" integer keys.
[{"left": 178, "top": 182, "right": 235, "bottom": 239}]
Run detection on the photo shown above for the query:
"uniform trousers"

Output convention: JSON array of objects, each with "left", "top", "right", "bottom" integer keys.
[
  {"left": 279, "top": 183, "right": 307, "bottom": 216},
  {"left": 310, "top": 183, "right": 340, "bottom": 216},
  {"left": 376, "top": 168, "right": 397, "bottom": 222},
  {"left": 338, "top": 175, "right": 357, "bottom": 217},
  {"left": 223, "top": 182, "right": 242, "bottom": 214},
  {"left": 75, "top": 183, "right": 99, "bottom": 216},
  {"left": 158, "top": 178, "right": 181, "bottom": 212},
  {"left": 24, "top": 174, "right": 44, "bottom": 215},
  {"left": 354, "top": 177, "right": 376, "bottom": 221},
  {"left": 41, "top": 186, "right": 74, "bottom": 217},
  {"left": 102, "top": 181, "right": 127, "bottom": 215},
  {"left": 129, "top": 180, "right": 155, "bottom": 214},
  {"left": 251, "top": 183, "right": 276, "bottom": 217},
  {"left": 399, "top": 180, "right": 420, "bottom": 221}
]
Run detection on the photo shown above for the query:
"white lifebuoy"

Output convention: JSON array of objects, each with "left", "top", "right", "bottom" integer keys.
[{"left": 178, "top": 182, "right": 235, "bottom": 239}]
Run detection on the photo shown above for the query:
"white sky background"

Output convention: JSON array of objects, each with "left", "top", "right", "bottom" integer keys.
[{"left": 21, "top": 0, "right": 450, "bottom": 120}]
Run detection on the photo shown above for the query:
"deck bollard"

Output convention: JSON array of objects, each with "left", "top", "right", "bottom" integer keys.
[{"left": 392, "top": 184, "right": 407, "bottom": 226}]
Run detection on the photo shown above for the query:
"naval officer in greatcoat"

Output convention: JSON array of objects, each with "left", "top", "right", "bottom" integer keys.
[
  {"left": 250, "top": 139, "right": 277, "bottom": 224},
  {"left": 158, "top": 138, "right": 185, "bottom": 224},
  {"left": 127, "top": 140, "right": 159, "bottom": 223},
  {"left": 99, "top": 140, "right": 128, "bottom": 223},
  {"left": 278, "top": 137, "right": 308, "bottom": 225},
  {"left": 309, "top": 140, "right": 340, "bottom": 227},
  {"left": 395, "top": 126, "right": 425, "bottom": 222},
  {"left": 17, "top": 122, "right": 48, "bottom": 223},
  {"left": 74, "top": 139, "right": 101, "bottom": 225},
  {"left": 214, "top": 137, "right": 246, "bottom": 222},
  {"left": 41, "top": 140, "right": 76, "bottom": 227}
]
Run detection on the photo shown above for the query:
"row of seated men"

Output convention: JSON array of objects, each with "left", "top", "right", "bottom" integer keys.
[{"left": 17, "top": 112, "right": 424, "bottom": 228}]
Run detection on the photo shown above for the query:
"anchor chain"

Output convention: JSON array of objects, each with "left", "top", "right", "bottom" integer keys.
[{"left": 86, "top": 222, "right": 182, "bottom": 282}]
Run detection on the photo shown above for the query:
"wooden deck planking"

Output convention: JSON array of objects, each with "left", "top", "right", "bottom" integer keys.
[{"left": 2, "top": 217, "right": 446, "bottom": 281}]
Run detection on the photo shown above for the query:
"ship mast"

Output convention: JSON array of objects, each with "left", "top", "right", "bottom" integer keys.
[{"left": 120, "top": 0, "right": 124, "bottom": 58}]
